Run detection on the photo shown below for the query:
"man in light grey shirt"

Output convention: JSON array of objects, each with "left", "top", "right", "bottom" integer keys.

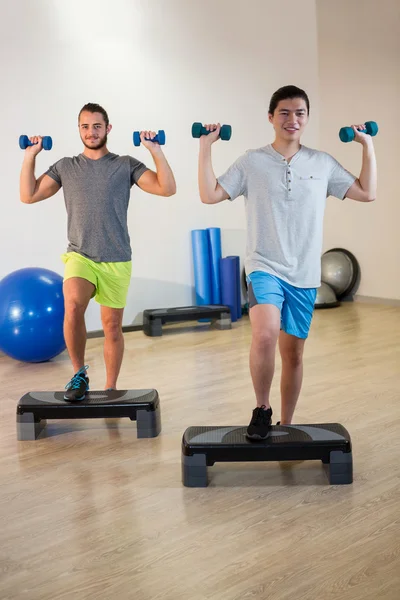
[{"left": 197, "top": 85, "right": 377, "bottom": 439}]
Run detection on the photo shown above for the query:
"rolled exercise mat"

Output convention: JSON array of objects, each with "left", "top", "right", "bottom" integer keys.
[
  {"left": 191, "top": 230, "right": 212, "bottom": 305},
  {"left": 207, "top": 227, "right": 222, "bottom": 304},
  {"left": 226, "top": 255, "right": 241, "bottom": 319},
  {"left": 220, "top": 257, "right": 238, "bottom": 322}
]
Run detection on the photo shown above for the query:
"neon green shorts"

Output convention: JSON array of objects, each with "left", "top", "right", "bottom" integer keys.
[{"left": 61, "top": 252, "right": 132, "bottom": 309}]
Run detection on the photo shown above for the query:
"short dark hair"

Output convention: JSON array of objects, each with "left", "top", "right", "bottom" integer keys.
[
  {"left": 78, "top": 103, "right": 109, "bottom": 127},
  {"left": 268, "top": 86, "right": 310, "bottom": 116}
]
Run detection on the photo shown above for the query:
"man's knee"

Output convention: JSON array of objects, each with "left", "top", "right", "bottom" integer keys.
[
  {"left": 250, "top": 304, "right": 281, "bottom": 350},
  {"left": 103, "top": 316, "right": 123, "bottom": 342},
  {"left": 63, "top": 278, "right": 94, "bottom": 320},
  {"left": 64, "top": 298, "right": 87, "bottom": 321},
  {"left": 281, "top": 344, "right": 304, "bottom": 368},
  {"left": 252, "top": 326, "right": 279, "bottom": 349}
]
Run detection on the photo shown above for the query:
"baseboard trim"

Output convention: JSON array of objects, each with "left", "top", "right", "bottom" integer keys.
[
  {"left": 87, "top": 324, "right": 143, "bottom": 339},
  {"left": 354, "top": 294, "right": 400, "bottom": 306}
]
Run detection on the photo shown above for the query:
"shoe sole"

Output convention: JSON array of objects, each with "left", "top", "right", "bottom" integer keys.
[
  {"left": 63, "top": 397, "right": 85, "bottom": 402},
  {"left": 246, "top": 432, "right": 269, "bottom": 440},
  {"left": 63, "top": 393, "right": 86, "bottom": 402}
]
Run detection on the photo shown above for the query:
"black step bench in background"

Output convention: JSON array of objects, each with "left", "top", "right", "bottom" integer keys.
[
  {"left": 142, "top": 305, "right": 231, "bottom": 336},
  {"left": 17, "top": 389, "right": 161, "bottom": 440},
  {"left": 182, "top": 423, "right": 353, "bottom": 486}
]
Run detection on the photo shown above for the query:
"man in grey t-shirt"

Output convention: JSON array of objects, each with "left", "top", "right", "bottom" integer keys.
[
  {"left": 20, "top": 103, "right": 176, "bottom": 401},
  {"left": 197, "top": 85, "right": 377, "bottom": 439}
]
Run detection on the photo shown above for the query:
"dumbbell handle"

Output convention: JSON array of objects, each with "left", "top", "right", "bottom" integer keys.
[
  {"left": 144, "top": 134, "right": 161, "bottom": 142},
  {"left": 198, "top": 125, "right": 215, "bottom": 136},
  {"left": 195, "top": 124, "right": 231, "bottom": 137}
]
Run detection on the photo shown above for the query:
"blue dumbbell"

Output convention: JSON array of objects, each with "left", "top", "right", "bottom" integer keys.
[
  {"left": 133, "top": 130, "right": 166, "bottom": 147},
  {"left": 19, "top": 135, "right": 53, "bottom": 151},
  {"left": 339, "top": 121, "right": 378, "bottom": 143},
  {"left": 191, "top": 122, "right": 232, "bottom": 141}
]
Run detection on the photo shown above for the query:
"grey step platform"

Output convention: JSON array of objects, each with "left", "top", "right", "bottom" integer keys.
[
  {"left": 17, "top": 389, "right": 161, "bottom": 440},
  {"left": 142, "top": 305, "right": 231, "bottom": 336},
  {"left": 182, "top": 423, "right": 353, "bottom": 486}
]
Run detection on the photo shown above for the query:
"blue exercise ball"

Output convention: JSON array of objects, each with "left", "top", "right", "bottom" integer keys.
[{"left": 0, "top": 267, "right": 66, "bottom": 363}]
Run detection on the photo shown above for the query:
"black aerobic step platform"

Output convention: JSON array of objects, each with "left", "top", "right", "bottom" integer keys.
[
  {"left": 17, "top": 389, "right": 161, "bottom": 440},
  {"left": 182, "top": 423, "right": 353, "bottom": 486},
  {"left": 142, "top": 305, "right": 231, "bottom": 336}
]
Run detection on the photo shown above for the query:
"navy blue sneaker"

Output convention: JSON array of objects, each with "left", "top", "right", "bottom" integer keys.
[
  {"left": 246, "top": 405, "right": 273, "bottom": 440},
  {"left": 64, "top": 366, "right": 89, "bottom": 402}
]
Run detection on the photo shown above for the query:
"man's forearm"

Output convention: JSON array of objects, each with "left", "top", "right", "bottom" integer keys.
[
  {"left": 198, "top": 143, "right": 218, "bottom": 203},
  {"left": 359, "top": 140, "right": 377, "bottom": 200},
  {"left": 150, "top": 150, "right": 176, "bottom": 195},
  {"left": 20, "top": 155, "right": 37, "bottom": 202}
]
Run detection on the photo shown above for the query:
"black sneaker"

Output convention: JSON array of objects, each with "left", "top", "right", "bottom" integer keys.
[
  {"left": 246, "top": 405, "right": 273, "bottom": 440},
  {"left": 64, "top": 366, "right": 89, "bottom": 402}
]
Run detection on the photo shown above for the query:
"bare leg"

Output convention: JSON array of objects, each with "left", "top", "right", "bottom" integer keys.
[
  {"left": 249, "top": 304, "right": 281, "bottom": 408},
  {"left": 101, "top": 306, "right": 125, "bottom": 390},
  {"left": 63, "top": 278, "right": 95, "bottom": 373},
  {"left": 278, "top": 330, "right": 306, "bottom": 424}
]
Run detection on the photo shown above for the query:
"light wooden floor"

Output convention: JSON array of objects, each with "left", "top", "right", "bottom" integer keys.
[{"left": 0, "top": 303, "right": 399, "bottom": 600}]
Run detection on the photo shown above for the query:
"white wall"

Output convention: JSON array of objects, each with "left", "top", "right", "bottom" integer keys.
[
  {"left": 0, "top": 0, "right": 319, "bottom": 331},
  {"left": 317, "top": 0, "right": 400, "bottom": 300}
]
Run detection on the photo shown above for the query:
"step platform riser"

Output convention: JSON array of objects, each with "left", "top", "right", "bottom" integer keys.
[
  {"left": 16, "top": 389, "right": 161, "bottom": 440},
  {"left": 143, "top": 305, "right": 232, "bottom": 336},
  {"left": 181, "top": 424, "right": 353, "bottom": 486}
]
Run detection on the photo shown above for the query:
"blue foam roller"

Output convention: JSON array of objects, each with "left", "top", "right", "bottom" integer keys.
[
  {"left": 191, "top": 230, "right": 212, "bottom": 306},
  {"left": 220, "top": 257, "right": 238, "bottom": 322},
  {"left": 226, "top": 256, "right": 241, "bottom": 319},
  {"left": 207, "top": 228, "right": 222, "bottom": 304}
]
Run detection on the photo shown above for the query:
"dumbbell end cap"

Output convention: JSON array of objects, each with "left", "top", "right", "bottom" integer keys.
[
  {"left": 133, "top": 131, "right": 141, "bottom": 146},
  {"left": 19, "top": 135, "right": 28, "bottom": 149},
  {"left": 191, "top": 122, "right": 202, "bottom": 138},
  {"left": 158, "top": 130, "right": 166, "bottom": 145},
  {"left": 339, "top": 127, "right": 352, "bottom": 143},
  {"left": 43, "top": 137, "right": 53, "bottom": 151},
  {"left": 366, "top": 121, "right": 379, "bottom": 136},
  {"left": 220, "top": 124, "right": 232, "bottom": 141}
]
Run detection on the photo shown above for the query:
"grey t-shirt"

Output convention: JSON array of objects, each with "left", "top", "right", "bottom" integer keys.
[
  {"left": 218, "top": 144, "right": 356, "bottom": 288},
  {"left": 46, "top": 153, "right": 148, "bottom": 262}
]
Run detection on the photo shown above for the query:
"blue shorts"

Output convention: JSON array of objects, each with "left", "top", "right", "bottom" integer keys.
[{"left": 246, "top": 271, "right": 317, "bottom": 339}]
